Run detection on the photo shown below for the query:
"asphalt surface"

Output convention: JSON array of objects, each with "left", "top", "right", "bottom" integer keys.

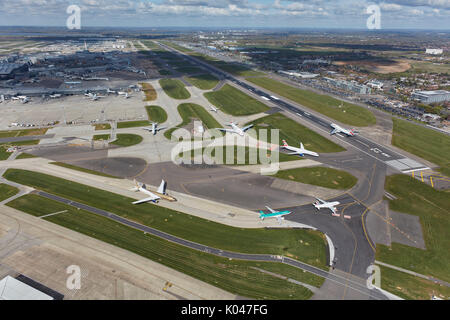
[
  {"left": 0, "top": 134, "right": 55, "bottom": 144},
  {"left": 158, "top": 42, "right": 429, "bottom": 174},
  {"left": 36, "top": 190, "right": 387, "bottom": 300}
]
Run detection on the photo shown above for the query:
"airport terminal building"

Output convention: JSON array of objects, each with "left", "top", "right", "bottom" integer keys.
[{"left": 412, "top": 90, "right": 450, "bottom": 104}]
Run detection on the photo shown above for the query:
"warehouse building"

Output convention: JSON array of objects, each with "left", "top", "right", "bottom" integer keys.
[{"left": 411, "top": 90, "right": 450, "bottom": 104}]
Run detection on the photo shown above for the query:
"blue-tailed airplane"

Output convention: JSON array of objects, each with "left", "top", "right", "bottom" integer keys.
[{"left": 259, "top": 206, "right": 292, "bottom": 224}]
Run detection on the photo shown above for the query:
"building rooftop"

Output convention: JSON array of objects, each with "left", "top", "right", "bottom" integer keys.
[{"left": 0, "top": 276, "right": 54, "bottom": 300}]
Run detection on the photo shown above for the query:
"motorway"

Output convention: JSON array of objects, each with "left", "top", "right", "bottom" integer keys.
[
  {"left": 35, "top": 190, "right": 387, "bottom": 300},
  {"left": 158, "top": 42, "right": 429, "bottom": 174}
]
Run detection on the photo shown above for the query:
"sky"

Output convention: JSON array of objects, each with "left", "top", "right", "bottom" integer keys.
[{"left": 0, "top": 0, "right": 449, "bottom": 30}]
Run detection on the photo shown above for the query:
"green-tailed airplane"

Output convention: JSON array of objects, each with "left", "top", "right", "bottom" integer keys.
[{"left": 259, "top": 206, "right": 292, "bottom": 224}]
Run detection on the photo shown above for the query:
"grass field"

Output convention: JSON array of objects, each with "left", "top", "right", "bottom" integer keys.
[
  {"left": 50, "top": 162, "right": 121, "bottom": 179},
  {"left": 178, "top": 146, "right": 297, "bottom": 166},
  {"left": 247, "top": 113, "right": 346, "bottom": 153},
  {"left": 204, "top": 84, "right": 270, "bottom": 116},
  {"left": 0, "top": 183, "right": 19, "bottom": 202},
  {"left": 186, "top": 74, "right": 219, "bottom": 90},
  {"left": 93, "top": 134, "right": 110, "bottom": 141},
  {"left": 0, "top": 146, "right": 10, "bottom": 160},
  {"left": 7, "top": 193, "right": 322, "bottom": 299},
  {"left": 164, "top": 103, "right": 223, "bottom": 140},
  {"left": 117, "top": 120, "right": 150, "bottom": 129},
  {"left": 391, "top": 118, "right": 450, "bottom": 177},
  {"left": 110, "top": 134, "right": 143, "bottom": 147},
  {"left": 140, "top": 83, "right": 157, "bottom": 101},
  {"left": 273, "top": 167, "right": 357, "bottom": 190},
  {"left": 145, "top": 105, "right": 168, "bottom": 124},
  {"left": 376, "top": 175, "right": 450, "bottom": 283},
  {"left": 15, "top": 153, "right": 37, "bottom": 159},
  {"left": 246, "top": 77, "right": 376, "bottom": 127},
  {"left": 378, "top": 265, "right": 450, "bottom": 300},
  {"left": 94, "top": 123, "right": 111, "bottom": 131},
  {"left": 175, "top": 66, "right": 204, "bottom": 74},
  {"left": 3, "top": 169, "right": 328, "bottom": 270},
  {"left": 159, "top": 79, "right": 191, "bottom": 100},
  {"left": 0, "top": 128, "right": 48, "bottom": 138},
  {"left": 159, "top": 69, "right": 172, "bottom": 76}
]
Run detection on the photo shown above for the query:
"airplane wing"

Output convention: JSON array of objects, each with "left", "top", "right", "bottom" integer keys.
[
  {"left": 330, "top": 129, "right": 338, "bottom": 135},
  {"left": 157, "top": 126, "right": 167, "bottom": 131},
  {"left": 241, "top": 124, "right": 254, "bottom": 132},
  {"left": 316, "top": 198, "right": 326, "bottom": 204},
  {"left": 276, "top": 216, "right": 283, "bottom": 224},
  {"left": 265, "top": 206, "right": 276, "bottom": 213},
  {"left": 132, "top": 195, "right": 160, "bottom": 205}
]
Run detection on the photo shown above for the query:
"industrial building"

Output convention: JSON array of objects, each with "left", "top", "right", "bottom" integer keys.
[
  {"left": 411, "top": 90, "right": 450, "bottom": 104},
  {"left": 323, "top": 77, "right": 372, "bottom": 95},
  {"left": 0, "top": 63, "right": 28, "bottom": 79},
  {"left": 425, "top": 48, "right": 443, "bottom": 55}
]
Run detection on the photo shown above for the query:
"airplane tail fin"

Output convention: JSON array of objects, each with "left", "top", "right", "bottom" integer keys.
[
  {"left": 259, "top": 211, "right": 265, "bottom": 220},
  {"left": 157, "top": 180, "right": 167, "bottom": 195},
  {"left": 130, "top": 179, "right": 140, "bottom": 191},
  {"left": 282, "top": 140, "right": 288, "bottom": 147},
  {"left": 300, "top": 142, "right": 304, "bottom": 150}
]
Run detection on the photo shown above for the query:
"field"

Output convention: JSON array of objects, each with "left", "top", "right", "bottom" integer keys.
[
  {"left": 159, "top": 79, "right": 191, "bottom": 100},
  {"left": 145, "top": 105, "right": 168, "bottom": 124},
  {"left": 378, "top": 265, "right": 450, "bottom": 300},
  {"left": 273, "top": 167, "right": 357, "bottom": 190},
  {"left": 186, "top": 74, "right": 219, "bottom": 90},
  {"left": 392, "top": 118, "right": 450, "bottom": 176},
  {"left": 3, "top": 169, "right": 328, "bottom": 270},
  {"left": 204, "top": 84, "right": 270, "bottom": 116},
  {"left": 15, "top": 153, "right": 37, "bottom": 159},
  {"left": 376, "top": 175, "right": 450, "bottom": 283},
  {"left": 94, "top": 123, "right": 111, "bottom": 131},
  {"left": 246, "top": 77, "right": 376, "bottom": 127},
  {"left": 0, "top": 128, "right": 48, "bottom": 138},
  {"left": 164, "top": 103, "right": 223, "bottom": 140},
  {"left": 175, "top": 66, "right": 204, "bottom": 74},
  {"left": 7, "top": 193, "right": 322, "bottom": 299},
  {"left": 179, "top": 146, "right": 297, "bottom": 165},
  {"left": 93, "top": 134, "right": 110, "bottom": 141},
  {"left": 110, "top": 134, "right": 143, "bottom": 147},
  {"left": 0, "top": 146, "right": 10, "bottom": 160},
  {"left": 117, "top": 120, "right": 150, "bottom": 129},
  {"left": 0, "top": 183, "right": 19, "bottom": 202},
  {"left": 248, "top": 113, "right": 346, "bottom": 153},
  {"left": 140, "top": 82, "right": 157, "bottom": 101},
  {"left": 50, "top": 162, "right": 121, "bottom": 179}
]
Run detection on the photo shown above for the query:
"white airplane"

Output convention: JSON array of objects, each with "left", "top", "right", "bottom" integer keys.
[
  {"left": 143, "top": 122, "right": 166, "bottom": 135},
  {"left": 118, "top": 91, "right": 131, "bottom": 99},
  {"left": 210, "top": 106, "right": 218, "bottom": 112},
  {"left": 281, "top": 140, "right": 319, "bottom": 157},
  {"left": 313, "top": 198, "right": 341, "bottom": 215},
  {"left": 12, "top": 95, "right": 30, "bottom": 103},
  {"left": 219, "top": 122, "right": 253, "bottom": 136},
  {"left": 49, "top": 94, "right": 62, "bottom": 99},
  {"left": 130, "top": 179, "right": 176, "bottom": 204},
  {"left": 0, "top": 95, "right": 4, "bottom": 103},
  {"left": 85, "top": 93, "right": 104, "bottom": 101},
  {"left": 107, "top": 88, "right": 117, "bottom": 94},
  {"left": 330, "top": 123, "right": 357, "bottom": 137}
]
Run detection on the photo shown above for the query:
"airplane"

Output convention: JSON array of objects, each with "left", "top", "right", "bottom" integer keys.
[
  {"left": 281, "top": 140, "right": 319, "bottom": 157},
  {"left": 130, "top": 179, "right": 176, "bottom": 204},
  {"left": 49, "top": 94, "right": 62, "bottom": 99},
  {"left": 107, "top": 88, "right": 117, "bottom": 94},
  {"left": 313, "top": 198, "right": 341, "bottom": 215},
  {"left": 143, "top": 122, "right": 166, "bottom": 135},
  {"left": 210, "top": 106, "right": 218, "bottom": 112},
  {"left": 118, "top": 91, "right": 131, "bottom": 99},
  {"left": 12, "top": 96, "right": 30, "bottom": 103},
  {"left": 0, "top": 95, "right": 4, "bottom": 103},
  {"left": 259, "top": 206, "right": 292, "bottom": 224},
  {"left": 330, "top": 123, "right": 357, "bottom": 137},
  {"left": 85, "top": 93, "right": 105, "bottom": 101},
  {"left": 219, "top": 122, "right": 253, "bottom": 136}
]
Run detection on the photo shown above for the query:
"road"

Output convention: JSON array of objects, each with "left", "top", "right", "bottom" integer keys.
[{"left": 35, "top": 190, "right": 387, "bottom": 300}]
